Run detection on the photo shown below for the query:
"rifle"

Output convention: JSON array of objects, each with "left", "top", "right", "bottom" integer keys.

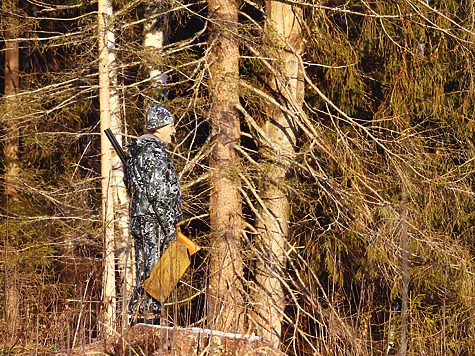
[{"left": 104, "top": 128, "right": 127, "bottom": 166}]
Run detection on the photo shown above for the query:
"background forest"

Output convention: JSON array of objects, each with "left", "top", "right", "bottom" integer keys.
[{"left": 1, "top": 0, "right": 475, "bottom": 355}]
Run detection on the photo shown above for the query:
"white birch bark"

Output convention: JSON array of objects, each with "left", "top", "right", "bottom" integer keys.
[
  {"left": 106, "top": 12, "right": 134, "bottom": 326},
  {"left": 143, "top": 3, "right": 168, "bottom": 105},
  {"left": 99, "top": 0, "right": 116, "bottom": 336}
]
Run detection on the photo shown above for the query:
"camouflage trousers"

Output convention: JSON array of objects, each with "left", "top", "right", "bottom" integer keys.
[{"left": 129, "top": 215, "right": 167, "bottom": 315}]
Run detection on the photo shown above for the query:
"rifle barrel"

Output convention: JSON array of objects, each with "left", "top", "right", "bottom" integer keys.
[{"left": 104, "top": 128, "right": 127, "bottom": 166}]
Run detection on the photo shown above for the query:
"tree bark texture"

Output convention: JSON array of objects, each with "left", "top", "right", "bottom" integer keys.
[
  {"left": 105, "top": 8, "right": 133, "bottom": 327},
  {"left": 3, "top": 0, "right": 20, "bottom": 331},
  {"left": 143, "top": 2, "right": 168, "bottom": 104},
  {"left": 99, "top": 0, "right": 117, "bottom": 336},
  {"left": 253, "top": 0, "right": 305, "bottom": 346},
  {"left": 207, "top": 0, "right": 246, "bottom": 334},
  {"left": 3, "top": 0, "right": 20, "bottom": 197}
]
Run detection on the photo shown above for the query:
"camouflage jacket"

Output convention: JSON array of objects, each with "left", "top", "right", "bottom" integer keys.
[{"left": 123, "top": 134, "right": 183, "bottom": 240}]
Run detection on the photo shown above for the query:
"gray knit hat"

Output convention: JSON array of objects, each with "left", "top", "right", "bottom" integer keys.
[{"left": 145, "top": 105, "right": 174, "bottom": 130}]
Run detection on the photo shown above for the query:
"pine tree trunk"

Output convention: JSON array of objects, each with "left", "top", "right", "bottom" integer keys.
[
  {"left": 3, "top": 0, "right": 20, "bottom": 331},
  {"left": 254, "top": 1, "right": 305, "bottom": 346},
  {"left": 207, "top": 0, "right": 245, "bottom": 333},
  {"left": 3, "top": 0, "right": 19, "bottom": 198},
  {"left": 99, "top": 0, "right": 116, "bottom": 336}
]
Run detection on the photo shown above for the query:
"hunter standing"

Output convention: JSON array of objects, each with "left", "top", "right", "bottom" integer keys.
[{"left": 123, "top": 105, "right": 182, "bottom": 319}]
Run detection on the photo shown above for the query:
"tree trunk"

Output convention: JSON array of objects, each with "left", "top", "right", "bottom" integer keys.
[
  {"left": 101, "top": 4, "right": 133, "bottom": 328},
  {"left": 207, "top": 0, "right": 245, "bottom": 333},
  {"left": 99, "top": 0, "right": 116, "bottom": 336},
  {"left": 3, "top": 0, "right": 19, "bottom": 198},
  {"left": 109, "top": 30, "right": 132, "bottom": 328},
  {"left": 3, "top": 0, "right": 20, "bottom": 332},
  {"left": 253, "top": 1, "right": 305, "bottom": 346},
  {"left": 143, "top": 2, "right": 168, "bottom": 105}
]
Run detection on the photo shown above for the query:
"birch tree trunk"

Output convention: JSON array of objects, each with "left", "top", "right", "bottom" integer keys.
[
  {"left": 3, "top": 0, "right": 20, "bottom": 330},
  {"left": 109, "top": 29, "right": 132, "bottom": 327},
  {"left": 207, "top": 0, "right": 245, "bottom": 333},
  {"left": 99, "top": 2, "right": 134, "bottom": 327},
  {"left": 143, "top": 2, "right": 168, "bottom": 105},
  {"left": 253, "top": 1, "right": 305, "bottom": 346},
  {"left": 99, "top": 0, "right": 116, "bottom": 336}
]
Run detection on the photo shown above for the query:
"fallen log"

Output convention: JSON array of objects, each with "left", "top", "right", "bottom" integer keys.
[{"left": 50, "top": 324, "right": 288, "bottom": 356}]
